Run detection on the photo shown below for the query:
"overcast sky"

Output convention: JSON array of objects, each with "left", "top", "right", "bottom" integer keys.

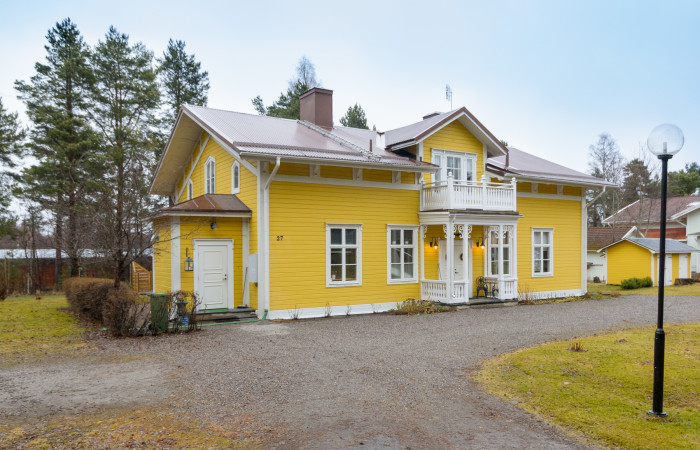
[{"left": 1, "top": 0, "right": 698, "bottom": 173}]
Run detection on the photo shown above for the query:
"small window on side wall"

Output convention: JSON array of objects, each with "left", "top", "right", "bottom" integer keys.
[
  {"left": 532, "top": 228, "right": 553, "bottom": 276},
  {"left": 186, "top": 180, "right": 193, "bottom": 200},
  {"left": 204, "top": 157, "right": 216, "bottom": 194},
  {"left": 326, "top": 224, "right": 362, "bottom": 286},
  {"left": 232, "top": 162, "right": 240, "bottom": 194}
]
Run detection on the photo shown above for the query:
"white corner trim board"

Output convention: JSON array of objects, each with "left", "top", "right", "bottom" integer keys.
[{"left": 267, "top": 302, "right": 400, "bottom": 320}]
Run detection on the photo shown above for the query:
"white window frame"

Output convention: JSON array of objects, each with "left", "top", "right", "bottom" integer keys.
[
  {"left": 532, "top": 228, "right": 554, "bottom": 277},
  {"left": 204, "top": 156, "right": 216, "bottom": 194},
  {"left": 488, "top": 229, "right": 512, "bottom": 277},
  {"left": 326, "top": 223, "right": 362, "bottom": 287},
  {"left": 387, "top": 225, "right": 419, "bottom": 284},
  {"left": 431, "top": 149, "right": 477, "bottom": 183},
  {"left": 231, "top": 161, "right": 240, "bottom": 194},
  {"left": 186, "top": 179, "right": 193, "bottom": 200}
]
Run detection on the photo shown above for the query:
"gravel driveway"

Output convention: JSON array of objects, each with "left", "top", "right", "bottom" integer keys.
[{"left": 2, "top": 295, "right": 699, "bottom": 448}]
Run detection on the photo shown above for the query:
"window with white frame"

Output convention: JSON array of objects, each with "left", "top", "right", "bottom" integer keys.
[
  {"left": 488, "top": 229, "right": 512, "bottom": 276},
  {"left": 532, "top": 228, "right": 553, "bottom": 276},
  {"left": 327, "top": 224, "right": 362, "bottom": 286},
  {"left": 186, "top": 180, "right": 193, "bottom": 200},
  {"left": 204, "top": 157, "right": 216, "bottom": 194},
  {"left": 231, "top": 161, "right": 240, "bottom": 194},
  {"left": 432, "top": 149, "right": 477, "bottom": 183},
  {"left": 387, "top": 226, "right": 418, "bottom": 283}
]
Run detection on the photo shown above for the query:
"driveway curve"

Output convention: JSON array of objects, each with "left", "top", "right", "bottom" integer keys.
[{"left": 2, "top": 295, "right": 698, "bottom": 448}]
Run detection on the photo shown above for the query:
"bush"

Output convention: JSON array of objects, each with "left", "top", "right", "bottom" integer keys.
[
  {"left": 620, "top": 276, "right": 654, "bottom": 290},
  {"left": 102, "top": 285, "right": 150, "bottom": 337},
  {"left": 391, "top": 298, "right": 448, "bottom": 315},
  {"left": 64, "top": 277, "right": 116, "bottom": 321}
]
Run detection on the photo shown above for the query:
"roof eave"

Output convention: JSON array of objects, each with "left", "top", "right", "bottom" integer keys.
[{"left": 239, "top": 152, "right": 439, "bottom": 173}]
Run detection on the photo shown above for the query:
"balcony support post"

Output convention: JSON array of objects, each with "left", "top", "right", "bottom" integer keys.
[
  {"left": 447, "top": 173, "right": 454, "bottom": 210},
  {"left": 446, "top": 217, "right": 454, "bottom": 303},
  {"left": 498, "top": 224, "right": 504, "bottom": 300}
]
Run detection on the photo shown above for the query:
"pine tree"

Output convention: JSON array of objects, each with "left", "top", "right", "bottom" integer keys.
[
  {"left": 0, "top": 97, "right": 24, "bottom": 237},
  {"left": 252, "top": 56, "right": 319, "bottom": 119},
  {"left": 15, "top": 18, "right": 96, "bottom": 283},
  {"left": 157, "top": 39, "right": 209, "bottom": 126},
  {"left": 89, "top": 26, "right": 160, "bottom": 288},
  {"left": 339, "top": 104, "right": 369, "bottom": 129}
]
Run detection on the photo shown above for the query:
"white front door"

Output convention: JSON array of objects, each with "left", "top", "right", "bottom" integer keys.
[
  {"left": 679, "top": 254, "right": 688, "bottom": 279},
  {"left": 438, "top": 240, "right": 470, "bottom": 280},
  {"left": 657, "top": 254, "right": 673, "bottom": 286},
  {"left": 195, "top": 240, "right": 234, "bottom": 310}
]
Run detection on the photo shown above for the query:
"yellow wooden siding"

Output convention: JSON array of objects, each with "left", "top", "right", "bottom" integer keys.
[
  {"left": 161, "top": 135, "right": 259, "bottom": 309},
  {"left": 516, "top": 197, "right": 582, "bottom": 293},
  {"left": 321, "top": 166, "right": 353, "bottom": 180},
  {"left": 516, "top": 182, "right": 532, "bottom": 193},
  {"left": 564, "top": 186, "right": 582, "bottom": 196},
  {"left": 177, "top": 217, "right": 246, "bottom": 307},
  {"left": 268, "top": 181, "right": 420, "bottom": 310},
  {"left": 672, "top": 254, "right": 679, "bottom": 282},
  {"left": 153, "top": 218, "right": 171, "bottom": 293},
  {"left": 538, "top": 184, "right": 557, "bottom": 195},
  {"left": 363, "top": 169, "right": 392, "bottom": 183},
  {"left": 423, "top": 121, "right": 484, "bottom": 183},
  {"left": 606, "top": 241, "right": 652, "bottom": 285},
  {"left": 278, "top": 162, "right": 308, "bottom": 177},
  {"left": 238, "top": 163, "right": 258, "bottom": 309},
  {"left": 401, "top": 172, "right": 415, "bottom": 184}
]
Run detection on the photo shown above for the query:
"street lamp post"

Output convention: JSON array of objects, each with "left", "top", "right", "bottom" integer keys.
[{"left": 646, "top": 124, "right": 684, "bottom": 417}]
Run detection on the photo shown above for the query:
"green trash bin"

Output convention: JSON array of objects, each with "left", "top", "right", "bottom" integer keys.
[{"left": 148, "top": 293, "right": 169, "bottom": 333}]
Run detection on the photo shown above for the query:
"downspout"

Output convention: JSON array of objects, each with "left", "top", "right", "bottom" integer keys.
[
  {"left": 265, "top": 157, "right": 281, "bottom": 189},
  {"left": 586, "top": 186, "right": 607, "bottom": 208}
]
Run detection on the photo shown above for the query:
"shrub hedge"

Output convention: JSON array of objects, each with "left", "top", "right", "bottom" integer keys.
[
  {"left": 620, "top": 276, "right": 653, "bottom": 289},
  {"left": 64, "top": 277, "right": 116, "bottom": 321}
]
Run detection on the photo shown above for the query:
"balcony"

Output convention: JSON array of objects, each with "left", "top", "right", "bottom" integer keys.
[{"left": 420, "top": 175, "right": 517, "bottom": 212}]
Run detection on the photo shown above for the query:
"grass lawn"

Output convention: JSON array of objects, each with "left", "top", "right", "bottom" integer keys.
[
  {"left": 0, "top": 294, "right": 88, "bottom": 367},
  {"left": 0, "top": 407, "right": 260, "bottom": 449},
  {"left": 588, "top": 281, "right": 700, "bottom": 297},
  {"left": 478, "top": 324, "right": 700, "bottom": 449}
]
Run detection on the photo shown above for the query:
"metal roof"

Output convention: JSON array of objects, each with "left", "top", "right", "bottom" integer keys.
[
  {"left": 153, "top": 194, "right": 252, "bottom": 217},
  {"left": 383, "top": 107, "right": 509, "bottom": 158},
  {"left": 599, "top": 237, "right": 700, "bottom": 253},
  {"left": 488, "top": 147, "right": 616, "bottom": 187},
  {"left": 604, "top": 195, "right": 700, "bottom": 225}
]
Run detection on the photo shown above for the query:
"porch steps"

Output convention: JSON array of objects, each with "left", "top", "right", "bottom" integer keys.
[
  {"left": 197, "top": 307, "right": 257, "bottom": 323},
  {"left": 466, "top": 298, "right": 518, "bottom": 308}
]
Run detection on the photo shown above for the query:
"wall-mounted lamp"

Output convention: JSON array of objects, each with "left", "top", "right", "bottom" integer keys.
[
  {"left": 184, "top": 248, "right": 194, "bottom": 272},
  {"left": 210, "top": 218, "right": 218, "bottom": 230},
  {"left": 430, "top": 237, "right": 439, "bottom": 250}
]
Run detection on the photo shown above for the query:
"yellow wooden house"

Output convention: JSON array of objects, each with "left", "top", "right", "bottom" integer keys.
[
  {"left": 149, "top": 88, "right": 613, "bottom": 319},
  {"left": 599, "top": 237, "right": 697, "bottom": 286}
]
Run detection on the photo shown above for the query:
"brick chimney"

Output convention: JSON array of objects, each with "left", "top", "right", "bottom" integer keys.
[{"left": 300, "top": 87, "right": 333, "bottom": 130}]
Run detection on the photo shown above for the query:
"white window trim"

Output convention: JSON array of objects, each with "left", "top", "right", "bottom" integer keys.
[
  {"left": 431, "top": 149, "right": 478, "bottom": 182},
  {"left": 204, "top": 156, "right": 216, "bottom": 194},
  {"left": 532, "top": 227, "right": 554, "bottom": 277},
  {"left": 186, "top": 179, "right": 193, "bottom": 200},
  {"left": 231, "top": 161, "right": 240, "bottom": 194},
  {"left": 386, "top": 225, "right": 419, "bottom": 284},
  {"left": 326, "top": 223, "right": 362, "bottom": 287},
  {"left": 487, "top": 231, "right": 512, "bottom": 277}
]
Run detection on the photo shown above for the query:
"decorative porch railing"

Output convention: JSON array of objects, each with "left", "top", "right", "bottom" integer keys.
[
  {"left": 421, "top": 280, "right": 468, "bottom": 303},
  {"left": 421, "top": 278, "right": 517, "bottom": 303},
  {"left": 420, "top": 175, "right": 517, "bottom": 212}
]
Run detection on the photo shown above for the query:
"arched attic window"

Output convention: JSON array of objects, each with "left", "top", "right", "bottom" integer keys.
[
  {"left": 232, "top": 161, "right": 240, "bottom": 194},
  {"left": 204, "top": 156, "right": 216, "bottom": 194}
]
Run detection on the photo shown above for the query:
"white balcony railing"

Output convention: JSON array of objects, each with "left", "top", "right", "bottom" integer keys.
[{"left": 420, "top": 175, "right": 517, "bottom": 212}]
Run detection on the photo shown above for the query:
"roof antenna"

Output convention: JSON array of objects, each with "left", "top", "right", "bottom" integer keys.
[{"left": 445, "top": 84, "right": 452, "bottom": 110}]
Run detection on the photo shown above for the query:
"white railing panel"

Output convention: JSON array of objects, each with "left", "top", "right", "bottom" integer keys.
[
  {"left": 421, "top": 280, "right": 447, "bottom": 301},
  {"left": 421, "top": 179, "right": 516, "bottom": 212}
]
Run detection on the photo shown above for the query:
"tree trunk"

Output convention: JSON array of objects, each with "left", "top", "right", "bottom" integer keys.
[{"left": 55, "top": 213, "right": 63, "bottom": 289}]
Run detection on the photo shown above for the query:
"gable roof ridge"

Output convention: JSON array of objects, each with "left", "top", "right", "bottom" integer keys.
[{"left": 297, "top": 120, "right": 382, "bottom": 162}]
